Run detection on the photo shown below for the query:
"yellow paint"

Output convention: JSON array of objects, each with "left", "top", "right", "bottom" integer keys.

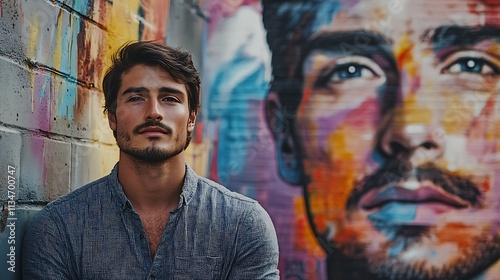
[
  {"left": 395, "top": 32, "right": 417, "bottom": 77},
  {"left": 398, "top": 94, "right": 433, "bottom": 125},
  {"left": 294, "top": 196, "right": 325, "bottom": 257},
  {"left": 102, "top": 0, "right": 142, "bottom": 80},
  {"left": 27, "top": 4, "right": 42, "bottom": 113}
]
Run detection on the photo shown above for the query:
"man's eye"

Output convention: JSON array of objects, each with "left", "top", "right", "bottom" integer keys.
[
  {"left": 127, "top": 96, "right": 143, "bottom": 102},
  {"left": 446, "top": 57, "right": 499, "bottom": 75},
  {"left": 163, "top": 96, "right": 179, "bottom": 102},
  {"left": 329, "top": 63, "right": 378, "bottom": 82}
]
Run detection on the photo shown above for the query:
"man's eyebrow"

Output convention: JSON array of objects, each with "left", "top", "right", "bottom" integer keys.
[
  {"left": 158, "top": 87, "right": 185, "bottom": 95},
  {"left": 121, "top": 86, "right": 185, "bottom": 95},
  {"left": 424, "top": 25, "right": 500, "bottom": 47},
  {"left": 122, "top": 87, "right": 148, "bottom": 95}
]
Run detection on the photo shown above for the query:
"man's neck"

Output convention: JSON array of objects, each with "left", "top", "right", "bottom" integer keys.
[{"left": 117, "top": 152, "right": 186, "bottom": 213}]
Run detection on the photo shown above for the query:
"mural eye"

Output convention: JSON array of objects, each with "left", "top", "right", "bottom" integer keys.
[
  {"left": 446, "top": 57, "right": 499, "bottom": 75},
  {"left": 329, "top": 63, "right": 378, "bottom": 82}
]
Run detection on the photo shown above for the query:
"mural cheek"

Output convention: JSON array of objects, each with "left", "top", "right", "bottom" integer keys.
[{"left": 303, "top": 100, "right": 381, "bottom": 240}]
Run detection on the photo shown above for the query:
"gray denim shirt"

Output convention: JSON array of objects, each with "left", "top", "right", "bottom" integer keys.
[{"left": 22, "top": 164, "right": 279, "bottom": 279}]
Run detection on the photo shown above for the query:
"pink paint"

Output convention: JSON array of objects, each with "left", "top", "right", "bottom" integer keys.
[
  {"left": 412, "top": 203, "right": 459, "bottom": 225},
  {"left": 314, "top": 97, "right": 380, "bottom": 153},
  {"left": 29, "top": 136, "right": 47, "bottom": 183},
  {"left": 32, "top": 72, "right": 52, "bottom": 131},
  {"left": 468, "top": 1, "right": 500, "bottom": 26}
]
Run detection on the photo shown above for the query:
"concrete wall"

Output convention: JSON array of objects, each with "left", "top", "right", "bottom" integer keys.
[{"left": 0, "top": 0, "right": 205, "bottom": 278}]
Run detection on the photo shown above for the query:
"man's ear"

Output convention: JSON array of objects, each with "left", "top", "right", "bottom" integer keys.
[
  {"left": 187, "top": 111, "right": 197, "bottom": 133},
  {"left": 266, "top": 92, "right": 302, "bottom": 185},
  {"left": 108, "top": 111, "right": 117, "bottom": 132}
]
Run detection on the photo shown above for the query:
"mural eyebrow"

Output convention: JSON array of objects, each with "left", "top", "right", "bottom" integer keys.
[
  {"left": 303, "top": 30, "right": 393, "bottom": 58},
  {"left": 424, "top": 25, "right": 500, "bottom": 48}
]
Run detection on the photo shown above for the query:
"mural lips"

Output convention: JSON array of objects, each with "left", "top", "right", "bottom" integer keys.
[{"left": 346, "top": 161, "right": 482, "bottom": 226}]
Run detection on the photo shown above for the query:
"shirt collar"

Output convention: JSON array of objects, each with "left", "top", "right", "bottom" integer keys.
[
  {"left": 179, "top": 164, "right": 198, "bottom": 206},
  {"left": 108, "top": 163, "right": 199, "bottom": 211}
]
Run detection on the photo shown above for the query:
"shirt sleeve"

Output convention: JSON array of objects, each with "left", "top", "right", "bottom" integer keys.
[
  {"left": 22, "top": 207, "right": 77, "bottom": 279},
  {"left": 227, "top": 202, "right": 280, "bottom": 279}
]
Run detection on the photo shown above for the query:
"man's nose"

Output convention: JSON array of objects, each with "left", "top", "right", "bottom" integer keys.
[
  {"left": 379, "top": 111, "right": 445, "bottom": 163},
  {"left": 145, "top": 99, "right": 163, "bottom": 122}
]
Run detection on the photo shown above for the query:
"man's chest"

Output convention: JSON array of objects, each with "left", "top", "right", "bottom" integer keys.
[{"left": 141, "top": 213, "right": 170, "bottom": 257}]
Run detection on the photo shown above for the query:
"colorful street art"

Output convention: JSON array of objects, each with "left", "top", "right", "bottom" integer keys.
[{"left": 206, "top": 0, "right": 500, "bottom": 279}]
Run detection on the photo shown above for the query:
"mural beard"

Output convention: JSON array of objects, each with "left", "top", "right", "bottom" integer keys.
[
  {"left": 319, "top": 161, "right": 500, "bottom": 280},
  {"left": 326, "top": 232, "right": 500, "bottom": 280},
  {"left": 116, "top": 120, "right": 189, "bottom": 164}
]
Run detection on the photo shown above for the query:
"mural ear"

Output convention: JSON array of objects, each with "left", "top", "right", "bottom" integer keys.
[{"left": 266, "top": 92, "right": 302, "bottom": 185}]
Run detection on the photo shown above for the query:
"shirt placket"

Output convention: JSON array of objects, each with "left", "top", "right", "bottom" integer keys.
[
  {"left": 121, "top": 204, "right": 153, "bottom": 276},
  {"left": 148, "top": 206, "right": 182, "bottom": 280}
]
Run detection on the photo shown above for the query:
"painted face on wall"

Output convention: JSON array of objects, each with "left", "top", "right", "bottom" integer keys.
[{"left": 269, "top": 0, "right": 500, "bottom": 278}]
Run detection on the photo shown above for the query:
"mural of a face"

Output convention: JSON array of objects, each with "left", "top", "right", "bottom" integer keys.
[{"left": 266, "top": 0, "right": 500, "bottom": 278}]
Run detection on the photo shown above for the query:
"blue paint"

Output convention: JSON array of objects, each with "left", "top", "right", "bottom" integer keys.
[
  {"left": 388, "top": 237, "right": 405, "bottom": 256},
  {"left": 56, "top": 13, "right": 79, "bottom": 121},
  {"left": 208, "top": 54, "right": 269, "bottom": 183},
  {"left": 74, "top": 0, "right": 92, "bottom": 14},
  {"left": 368, "top": 202, "right": 417, "bottom": 223},
  {"left": 39, "top": 76, "right": 51, "bottom": 101}
]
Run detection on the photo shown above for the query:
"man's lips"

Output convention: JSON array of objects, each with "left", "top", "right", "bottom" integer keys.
[
  {"left": 138, "top": 126, "right": 168, "bottom": 134},
  {"left": 358, "top": 184, "right": 470, "bottom": 210}
]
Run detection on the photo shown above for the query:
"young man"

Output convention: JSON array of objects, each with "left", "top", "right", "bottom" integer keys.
[
  {"left": 263, "top": 0, "right": 500, "bottom": 279},
  {"left": 22, "top": 41, "right": 279, "bottom": 279}
]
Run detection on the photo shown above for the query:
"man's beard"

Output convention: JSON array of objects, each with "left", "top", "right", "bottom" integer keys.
[
  {"left": 319, "top": 159, "right": 500, "bottom": 280},
  {"left": 119, "top": 144, "right": 185, "bottom": 164},
  {"left": 116, "top": 120, "right": 190, "bottom": 164}
]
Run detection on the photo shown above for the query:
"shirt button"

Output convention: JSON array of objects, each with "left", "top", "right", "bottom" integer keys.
[{"left": 140, "top": 234, "right": 144, "bottom": 239}]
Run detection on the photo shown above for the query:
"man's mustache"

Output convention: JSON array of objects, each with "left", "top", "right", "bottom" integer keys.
[
  {"left": 133, "top": 121, "right": 173, "bottom": 135},
  {"left": 346, "top": 160, "right": 482, "bottom": 209}
]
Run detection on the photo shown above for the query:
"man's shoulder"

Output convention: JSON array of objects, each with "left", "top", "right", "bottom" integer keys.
[{"left": 196, "top": 175, "right": 257, "bottom": 205}]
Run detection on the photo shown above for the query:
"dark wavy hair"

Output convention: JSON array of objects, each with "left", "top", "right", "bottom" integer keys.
[{"left": 102, "top": 41, "right": 201, "bottom": 115}]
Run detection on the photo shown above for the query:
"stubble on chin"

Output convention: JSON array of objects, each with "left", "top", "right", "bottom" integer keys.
[
  {"left": 116, "top": 128, "right": 188, "bottom": 164},
  {"left": 331, "top": 213, "right": 500, "bottom": 280}
]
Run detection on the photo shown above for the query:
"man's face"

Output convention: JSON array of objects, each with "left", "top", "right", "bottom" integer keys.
[
  {"left": 283, "top": 0, "right": 500, "bottom": 278},
  {"left": 109, "top": 64, "right": 196, "bottom": 163}
]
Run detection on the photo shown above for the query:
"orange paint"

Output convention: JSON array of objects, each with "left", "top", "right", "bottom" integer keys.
[
  {"left": 297, "top": 87, "right": 313, "bottom": 117},
  {"left": 435, "top": 222, "right": 477, "bottom": 249},
  {"left": 395, "top": 33, "right": 417, "bottom": 77},
  {"left": 294, "top": 197, "right": 325, "bottom": 257}
]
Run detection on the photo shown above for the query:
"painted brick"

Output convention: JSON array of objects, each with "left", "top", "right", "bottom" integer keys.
[
  {"left": 0, "top": 58, "right": 44, "bottom": 131},
  {"left": 88, "top": 89, "right": 116, "bottom": 145},
  {"left": 0, "top": 0, "right": 27, "bottom": 62},
  {"left": 70, "top": 142, "right": 118, "bottom": 191},
  {"left": 19, "top": 136, "right": 71, "bottom": 202}
]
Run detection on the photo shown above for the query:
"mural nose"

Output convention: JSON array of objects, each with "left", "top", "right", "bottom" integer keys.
[{"left": 380, "top": 122, "right": 445, "bottom": 162}]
